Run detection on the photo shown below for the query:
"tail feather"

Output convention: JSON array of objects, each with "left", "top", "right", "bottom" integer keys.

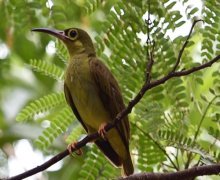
[
  {"left": 122, "top": 153, "right": 134, "bottom": 176},
  {"left": 95, "top": 139, "right": 122, "bottom": 167}
]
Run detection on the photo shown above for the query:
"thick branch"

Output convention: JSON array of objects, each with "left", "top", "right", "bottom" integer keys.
[
  {"left": 120, "top": 164, "right": 220, "bottom": 180},
  {"left": 5, "top": 18, "right": 220, "bottom": 180},
  {"left": 6, "top": 54, "right": 220, "bottom": 180}
]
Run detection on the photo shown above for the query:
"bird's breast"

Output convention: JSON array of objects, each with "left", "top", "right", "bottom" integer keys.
[{"left": 65, "top": 56, "right": 110, "bottom": 130}]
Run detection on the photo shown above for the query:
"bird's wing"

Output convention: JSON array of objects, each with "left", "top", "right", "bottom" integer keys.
[
  {"left": 65, "top": 78, "right": 122, "bottom": 167},
  {"left": 89, "top": 57, "right": 130, "bottom": 147},
  {"left": 64, "top": 83, "right": 88, "bottom": 132}
]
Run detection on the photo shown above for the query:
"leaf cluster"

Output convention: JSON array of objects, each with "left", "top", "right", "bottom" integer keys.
[{"left": 2, "top": 0, "right": 219, "bottom": 179}]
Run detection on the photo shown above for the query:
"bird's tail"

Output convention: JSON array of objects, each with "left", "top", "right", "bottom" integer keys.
[{"left": 122, "top": 153, "right": 134, "bottom": 176}]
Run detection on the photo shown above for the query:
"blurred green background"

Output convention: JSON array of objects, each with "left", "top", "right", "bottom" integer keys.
[
  {"left": 0, "top": 0, "right": 220, "bottom": 179},
  {"left": 0, "top": 0, "right": 112, "bottom": 179}
]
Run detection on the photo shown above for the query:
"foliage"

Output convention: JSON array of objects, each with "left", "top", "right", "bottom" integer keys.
[
  {"left": 79, "top": 145, "right": 120, "bottom": 179},
  {"left": 0, "top": 0, "right": 220, "bottom": 179},
  {"left": 16, "top": 92, "right": 66, "bottom": 122},
  {"left": 28, "top": 59, "right": 64, "bottom": 81}
]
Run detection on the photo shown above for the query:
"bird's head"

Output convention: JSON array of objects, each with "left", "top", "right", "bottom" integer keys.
[{"left": 32, "top": 27, "right": 95, "bottom": 57}]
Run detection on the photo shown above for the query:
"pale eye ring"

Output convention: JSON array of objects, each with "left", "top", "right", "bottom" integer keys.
[{"left": 68, "top": 29, "right": 78, "bottom": 40}]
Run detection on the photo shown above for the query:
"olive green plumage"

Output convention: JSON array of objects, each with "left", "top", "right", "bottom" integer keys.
[{"left": 32, "top": 27, "right": 134, "bottom": 176}]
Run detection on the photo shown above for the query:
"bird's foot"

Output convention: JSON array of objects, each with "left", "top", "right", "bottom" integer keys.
[
  {"left": 98, "top": 122, "right": 108, "bottom": 140},
  {"left": 67, "top": 142, "right": 83, "bottom": 156}
]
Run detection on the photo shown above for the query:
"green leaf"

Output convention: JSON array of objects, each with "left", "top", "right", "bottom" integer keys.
[{"left": 16, "top": 92, "right": 66, "bottom": 121}]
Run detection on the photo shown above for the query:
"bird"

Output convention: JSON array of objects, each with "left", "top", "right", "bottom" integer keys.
[{"left": 31, "top": 27, "right": 134, "bottom": 176}]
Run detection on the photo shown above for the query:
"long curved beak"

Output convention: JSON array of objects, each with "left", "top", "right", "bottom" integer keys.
[{"left": 31, "top": 28, "right": 68, "bottom": 41}]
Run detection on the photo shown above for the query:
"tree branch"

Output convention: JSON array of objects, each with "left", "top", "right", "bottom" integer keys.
[
  {"left": 145, "top": 41, "right": 155, "bottom": 83},
  {"left": 6, "top": 54, "right": 220, "bottom": 180},
  {"left": 120, "top": 163, "right": 220, "bottom": 180},
  {"left": 171, "top": 19, "right": 203, "bottom": 73},
  {"left": 132, "top": 122, "right": 179, "bottom": 171},
  {"left": 185, "top": 95, "right": 220, "bottom": 169},
  {"left": 5, "top": 19, "right": 220, "bottom": 180}
]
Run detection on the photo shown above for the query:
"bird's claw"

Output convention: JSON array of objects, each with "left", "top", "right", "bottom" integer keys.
[
  {"left": 98, "top": 123, "right": 108, "bottom": 140},
  {"left": 67, "top": 142, "right": 83, "bottom": 156}
]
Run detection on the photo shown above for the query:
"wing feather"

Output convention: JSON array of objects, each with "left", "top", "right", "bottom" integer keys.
[
  {"left": 64, "top": 83, "right": 88, "bottom": 132},
  {"left": 64, "top": 81, "right": 122, "bottom": 167},
  {"left": 89, "top": 58, "right": 130, "bottom": 149}
]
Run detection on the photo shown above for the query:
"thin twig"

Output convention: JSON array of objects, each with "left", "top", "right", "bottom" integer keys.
[
  {"left": 171, "top": 151, "right": 180, "bottom": 170},
  {"left": 193, "top": 95, "right": 219, "bottom": 143},
  {"left": 145, "top": 41, "right": 155, "bottom": 83},
  {"left": 185, "top": 95, "right": 220, "bottom": 169},
  {"left": 132, "top": 122, "right": 179, "bottom": 171},
  {"left": 176, "top": 148, "right": 180, "bottom": 169},
  {"left": 6, "top": 19, "right": 220, "bottom": 180},
  {"left": 145, "top": 0, "right": 154, "bottom": 82},
  {"left": 162, "top": 163, "right": 175, "bottom": 169},
  {"left": 6, "top": 55, "right": 220, "bottom": 180},
  {"left": 194, "top": 157, "right": 202, "bottom": 168},
  {"left": 171, "top": 19, "right": 204, "bottom": 73},
  {"left": 145, "top": 0, "right": 151, "bottom": 44},
  {"left": 142, "top": 54, "right": 220, "bottom": 93}
]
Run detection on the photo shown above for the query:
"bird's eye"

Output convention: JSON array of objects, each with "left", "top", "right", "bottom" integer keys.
[{"left": 68, "top": 29, "right": 78, "bottom": 40}]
